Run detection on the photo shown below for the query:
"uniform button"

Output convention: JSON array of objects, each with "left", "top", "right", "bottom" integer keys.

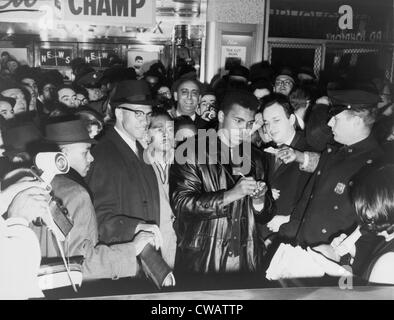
[
  {"left": 334, "top": 206, "right": 339, "bottom": 210},
  {"left": 366, "top": 159, "right": 373, "bottom": 164},
  {"left": 348, "top": 149, "right": 353, "bottom": 153},
  {"left": 322, "top": 228, "right": 327, "bottom": 234},
  {"left": 328, "top": 148, "right": 332, "bottom": 153},
  {"left": 234, "top": 236, "right": 237, "bottom": 240},
  {"left": 317, "top": 171, "right": 321, "bottom": 176},
  {"left": 349, "top": 181, "right": 354, "bottom": 187},
  {"left": 229, "top": 251, "right": 233, "bottom": 256}
]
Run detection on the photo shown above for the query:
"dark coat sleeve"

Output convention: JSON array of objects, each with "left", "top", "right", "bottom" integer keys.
[
  {"left": 252, "top": 147, "right": 276, "bottom": 224},
  {"left": 86, "top": 146, "right": 142, "bottom": 243},
  {"left": 170, "top": 161, "right": 229, "bottom": 221}
]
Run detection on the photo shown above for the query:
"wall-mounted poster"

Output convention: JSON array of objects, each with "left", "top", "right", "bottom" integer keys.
[
  {"left": 220, "top": 33, "right": 253, "bottom": 71},
  {"left": 40, "top": 48, "right": 72, "bottom": 67},
  {"left": 0, "top": 48, "right": 29, "bottom": 65},
  {"left": 127, "top": 50, "right": 160, "bottom": 78}
]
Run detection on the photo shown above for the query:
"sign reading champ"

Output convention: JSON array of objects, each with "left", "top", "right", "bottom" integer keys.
[{"left": 62, "top": 0, "right": 156, "bottom": 27}]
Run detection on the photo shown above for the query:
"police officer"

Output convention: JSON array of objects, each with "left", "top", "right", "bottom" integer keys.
[
  {"left": 75, "top": 70, "right": 109, "bottom": 118},
  {"left": 275, "top": 90, "right": 384, "bottom": 247}
]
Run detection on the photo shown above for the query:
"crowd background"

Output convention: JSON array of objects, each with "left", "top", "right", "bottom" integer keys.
[{"left": 0, "top": 49, "right": 394, "bottom": 299}]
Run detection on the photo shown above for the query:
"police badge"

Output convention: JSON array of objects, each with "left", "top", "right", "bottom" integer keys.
[{"left": 334, "top": 182, "right": 346, "bottom": 195}]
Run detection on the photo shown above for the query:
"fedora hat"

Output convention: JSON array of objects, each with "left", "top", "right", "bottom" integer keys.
[
  {"left": 45, "top": 119, "right": 97, "bottom": 145},
  {"left": 111, "top": 80, "right": 154, "bottom": 107},
  {"left": 3, "top": 122, "right": 42, "bottom": 159}
]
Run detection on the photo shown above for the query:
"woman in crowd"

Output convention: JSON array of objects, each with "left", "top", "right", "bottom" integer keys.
[{"left": 312, "top": 164, "right": 394, "bottom": 285}]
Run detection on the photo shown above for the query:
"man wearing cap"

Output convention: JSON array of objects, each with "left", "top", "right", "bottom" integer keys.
[
  {"left": 75, "top": 70, "right": 108, "bottom": 117},
  {"left": 32, "top": 118, "right": 158, "bottom": 280},
  {"left": 86, "top": 80, "right": 162, "bottom": 247},
  {"left": 275, "top": 90, "right": 384, "bottom": 247},
  {"left": 273, "top": 68, "right": 296, "bottom": 97}
]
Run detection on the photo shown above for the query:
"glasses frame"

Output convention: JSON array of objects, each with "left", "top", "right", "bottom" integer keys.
[{"left": 118, "top": 107, "right": 153, "bottom": 119}]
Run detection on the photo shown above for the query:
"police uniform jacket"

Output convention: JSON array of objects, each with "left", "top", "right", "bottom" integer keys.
[{"left": 279, "top": 134, "right": 384, "bottom": 247}]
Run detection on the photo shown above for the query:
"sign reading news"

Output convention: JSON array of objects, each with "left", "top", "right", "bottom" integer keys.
[
  {"left": 40, "top": 48, "right": 72, "bottom": 67},
  {"left": 83, "top": 49, "right": 116, "bottom": 67},
  {"left": 62, "top": 0, "right": 156, "bottom": 27}
]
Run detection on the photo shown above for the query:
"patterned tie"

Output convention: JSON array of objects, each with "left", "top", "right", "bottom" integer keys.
[{"left": 274, "top": 155, "right": 282, "bottom": 172}]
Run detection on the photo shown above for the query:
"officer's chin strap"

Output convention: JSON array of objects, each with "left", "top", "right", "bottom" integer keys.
[{"left": 45, "top": 207, "right": 78, "bottom": 293}]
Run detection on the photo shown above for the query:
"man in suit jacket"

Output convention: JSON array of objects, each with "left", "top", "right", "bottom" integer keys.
[
  {"left": 169, "top": 79, "right": 214, "bottom": 130},
  {"left": 86, "top": 80, "right": 162, "bottom": 246},
  {"left": 260, "top": 94, "right": 313, "bottom": 237}
]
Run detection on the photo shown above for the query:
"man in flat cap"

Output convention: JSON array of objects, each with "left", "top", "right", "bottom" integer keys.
[
  {"left": 274, "top": 90, "right": 384, "bottom": 249},
  {"left": 86, "top": 80, "right": 162, "bottom": 248},
  {"left": 75, "top": 70, "right": 108, "bottom": 117},
  {"left": 32, "top": 118, "right": 158, "bottom": 280},
  {"left": 273, "top": 67, "right": 296, "bottom": 97}
]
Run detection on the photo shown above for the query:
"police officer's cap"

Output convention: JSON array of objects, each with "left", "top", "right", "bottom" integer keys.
[
  {"left": 328, "top": 89, "right": 379, "bottom": 118},
  {"left": 76, "top": 71, "right": 103, "bottom": 89}
]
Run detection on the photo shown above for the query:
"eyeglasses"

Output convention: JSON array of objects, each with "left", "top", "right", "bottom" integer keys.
[
  {"left": 118, "top": 107, "right": 153, "bottom": 119},
  {"left": 275, "top": 80, "right": 293, "bottom": 87}
]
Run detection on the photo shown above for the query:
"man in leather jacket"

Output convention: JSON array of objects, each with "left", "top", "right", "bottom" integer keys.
[{"left": 170, "top": 90, "right": 275, "bottom": 274}]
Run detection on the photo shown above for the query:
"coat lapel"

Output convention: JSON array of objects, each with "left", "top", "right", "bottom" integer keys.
[
  {"left": 271, "top": 132, "right": 302, "bottom": 180},
  {"left": 108, "top": 129, "right": 152, "bottom": 202}
]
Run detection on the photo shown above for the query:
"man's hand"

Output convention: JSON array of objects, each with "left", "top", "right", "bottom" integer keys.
[
  {"left": 272, "top": 188, "right": 281, "bottom": 201},
  {"left": 224, "top": 177, "right": 258, "bottom": 206},
  {"left": 7, "top": 186, "right": 50, "bottom": 224},
  {"left": 250, "top": 113, "right": 264, "bottom": 135},
  {"left": 276, "top": 146, "right": 305, "bottom": 165},
  {"left": 307, "top": 247, "right": 352, "bottom": 277},
  {"left": 267, "top": 215, "right": 290, "bottom": 233},
  {"left": 133, "top": 231, "right": 157, "bottom": 256},
  {"left": 312, "top": 244, "right": 341, "bottom": 262},
  {"left": 162, "top": 273, "right": 176, "bottom": 287},
  {"left": 135, "top": 223, "right": 163, "bottom": 251},
  {"left": 231, "top": 177, "right": 258, "bottom": 199},
  {"left": 201, "top": 109, "right": 216, "bottom": 122},
  {"left": 330, "top": 233, "right": 357, "bottom": 258},
  {"left": 316, "top": 96, "right": 330, "bottom": 105}
]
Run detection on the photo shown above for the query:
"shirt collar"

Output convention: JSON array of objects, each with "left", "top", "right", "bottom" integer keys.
[
  {"left": 176, "top": 110, "right": 196, "bottom": 121},
  {"left": 284, "top": 131, "right": 297, "bottom": 147}
]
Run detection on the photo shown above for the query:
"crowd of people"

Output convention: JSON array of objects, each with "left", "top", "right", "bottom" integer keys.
[{"left": 0, "top": 50, "right": 394, "bottom": 299}]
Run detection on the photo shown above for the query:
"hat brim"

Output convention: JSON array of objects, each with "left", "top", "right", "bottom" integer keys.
[
  {"left": 275, "top": 74, "right": 295, "bottom": 83},
  {"left": 112, "top": 99, "right": 156, "bottom": 108},
  {"left": 44, "top": 137, "right": 98, "bottom": 145},
  {"left": 328, "top": 105, "right": 349, "bottom": 118}
]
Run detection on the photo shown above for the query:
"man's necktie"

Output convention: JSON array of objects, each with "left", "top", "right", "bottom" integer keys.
[{"left": 136, "top": 141, "right": 144, "bottom": 160}]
